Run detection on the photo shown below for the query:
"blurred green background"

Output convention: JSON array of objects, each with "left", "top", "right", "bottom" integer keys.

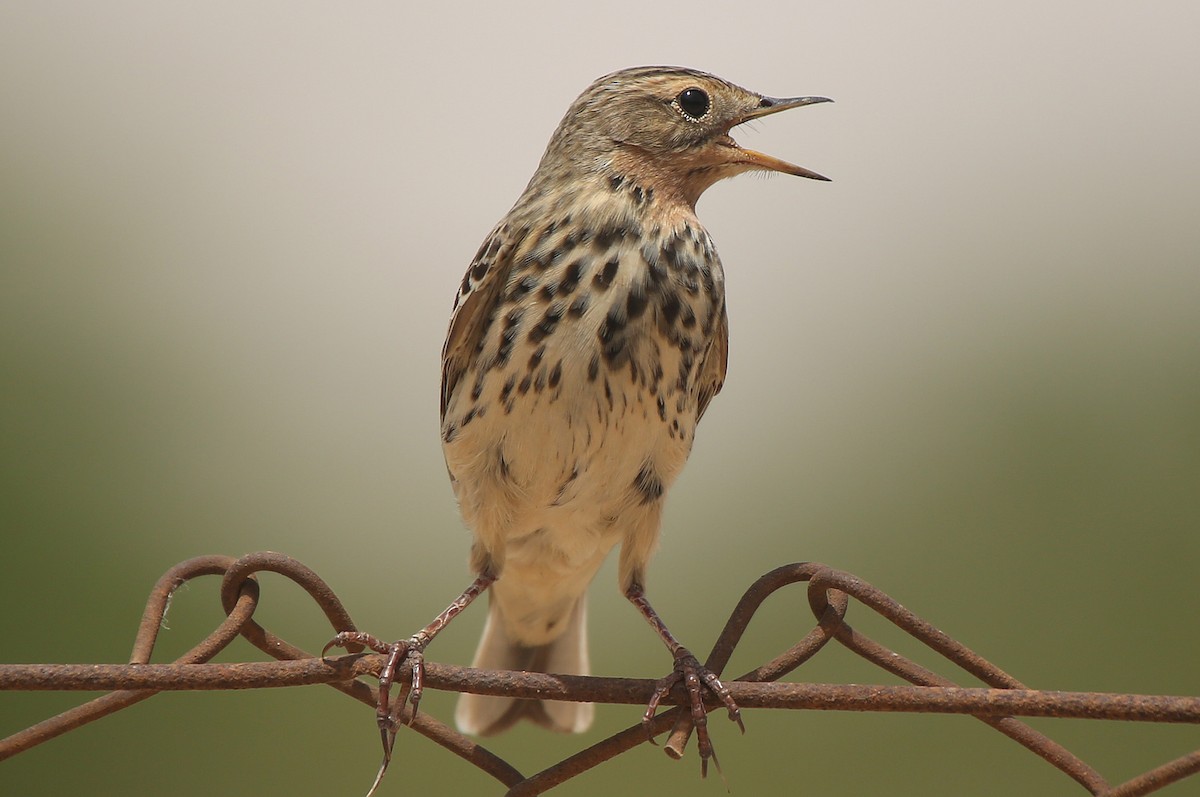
[{"left": 2, "top": 2, "right": 1198, "bottom": 795}]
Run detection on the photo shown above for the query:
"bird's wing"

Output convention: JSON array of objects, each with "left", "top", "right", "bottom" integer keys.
[
  {"left": 441, "top": 221, "right": 520, "bottom": 420},
  {"left": 695, "top": 302, "right": 729, "bottom": 423}
]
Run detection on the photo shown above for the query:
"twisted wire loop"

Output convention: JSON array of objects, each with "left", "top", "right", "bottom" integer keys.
[{"left": 1, "top": 555, "right": 1198, "bottom": 795}]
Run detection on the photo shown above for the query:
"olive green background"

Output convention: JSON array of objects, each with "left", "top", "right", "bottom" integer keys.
[{"left": 2, "top": 2, "right": 1198, "bottom": 795}]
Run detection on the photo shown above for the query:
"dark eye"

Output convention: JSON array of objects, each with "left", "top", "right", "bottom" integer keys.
[{"left": 676, "top": 87, "right": 710, "bottom": 120}]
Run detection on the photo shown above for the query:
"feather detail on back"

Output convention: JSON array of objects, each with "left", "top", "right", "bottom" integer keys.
[
  {"left": 441, "top": 223, "right": 522, "bottom": 419},
  {"left": 695, "top": 303, "right": 728, "bottom": 422}
]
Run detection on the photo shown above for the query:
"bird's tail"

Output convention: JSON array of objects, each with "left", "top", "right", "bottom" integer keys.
[{"left": 454, "top": 594, "right": 593, "bottom": 736}]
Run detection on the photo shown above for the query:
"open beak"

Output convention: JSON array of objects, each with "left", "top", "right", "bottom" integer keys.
[{"left": 727, "top": 95, "right": 832, "bottom": 181}]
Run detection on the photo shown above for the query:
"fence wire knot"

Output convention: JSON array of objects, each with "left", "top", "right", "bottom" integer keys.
[{"left": 1, "top": 553, "right": 1198, "bottom": 795}]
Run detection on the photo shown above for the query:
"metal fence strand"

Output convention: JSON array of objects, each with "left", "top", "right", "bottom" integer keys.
[{"left": 1, "top": 554, "right": 1195, "bottom": 795}]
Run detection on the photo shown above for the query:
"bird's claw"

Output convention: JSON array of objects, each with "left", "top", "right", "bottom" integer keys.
[
  {"left": 323, "top": 631, "right": 429, "bottom": 769},
  {"left": 641, "top": 648, "right": 743, "bottom": 776}
]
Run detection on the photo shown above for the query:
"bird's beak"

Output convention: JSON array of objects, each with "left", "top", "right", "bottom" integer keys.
[{"left": 728, "top": 95, "right": 832, "bottom": 181}]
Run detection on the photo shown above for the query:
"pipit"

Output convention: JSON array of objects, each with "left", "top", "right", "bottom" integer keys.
[{"left": 329, "top": 65, "right": 829, "bottom": 781}]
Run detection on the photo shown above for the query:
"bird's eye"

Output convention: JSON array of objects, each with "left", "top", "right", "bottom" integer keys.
[{"left": 676, "top": 87, "right": 710, "bottom": 120}]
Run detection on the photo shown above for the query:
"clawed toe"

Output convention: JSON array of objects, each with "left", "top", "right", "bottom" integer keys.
[
  {"left": 642, "top": 648, "right": 743, "bottom": 776},
  {"left": 327, "top": 576, "right": 495, "bottom": 796},
  {"left": 322, "top": 630, "right": 390, "bottom": 658},
  {"left": 324, "top": 631, "right": 429, "bottom": 741},
  {"left": 324, "top": 631, "right": 432, "bottom": 796}
]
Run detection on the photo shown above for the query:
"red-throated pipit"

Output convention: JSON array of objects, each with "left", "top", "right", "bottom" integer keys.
[{"left": 329, "top": 65, "right": 829, "bottom": 781}]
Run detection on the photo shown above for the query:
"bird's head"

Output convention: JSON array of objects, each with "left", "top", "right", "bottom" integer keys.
[{"left": 539, "top": 66, "right": 830, "bottom": 207}]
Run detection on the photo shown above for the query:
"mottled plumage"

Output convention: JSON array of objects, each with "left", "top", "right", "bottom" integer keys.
[
  {"left": 329, "top": 66, "right": 828, "bottom": 781},
  {"left": 444, "top": 160, "right": 730, "bottom": 735},
  {"left": 443, "top": 67, "right": 829, "bottom": 747}
]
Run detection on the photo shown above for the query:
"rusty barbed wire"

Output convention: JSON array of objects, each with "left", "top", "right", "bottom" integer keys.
[{"left": 1, "top": 552, "right": 1198, "bottom": 795}]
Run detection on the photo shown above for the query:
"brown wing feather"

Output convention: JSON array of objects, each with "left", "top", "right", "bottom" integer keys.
[
  {"left": 441, "top": 222, "right": 520, "bottom": 420},
  {"left": 695, "top": 303, "right": 729, "bottom": 422}
]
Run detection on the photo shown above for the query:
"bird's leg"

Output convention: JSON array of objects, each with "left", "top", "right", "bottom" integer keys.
[
  {"left": 625, "top": 582, "right": 744, "bottom": 776},
  {"left": 323, "top": 573, "right": 495, "bottom": 763}
]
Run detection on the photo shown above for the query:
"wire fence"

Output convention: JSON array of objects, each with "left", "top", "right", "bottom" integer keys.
[{"left": 1, "top": 552, "right": 1197, "bottom": 795}]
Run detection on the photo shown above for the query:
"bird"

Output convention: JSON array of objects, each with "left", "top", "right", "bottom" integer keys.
[{"left": 328, "top": 65, "right": 829, "bottom": 779}]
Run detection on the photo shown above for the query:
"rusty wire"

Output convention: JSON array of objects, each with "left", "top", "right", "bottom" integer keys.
[{"left": 1, "top": 553, "right": 1198, "bottom": 795}]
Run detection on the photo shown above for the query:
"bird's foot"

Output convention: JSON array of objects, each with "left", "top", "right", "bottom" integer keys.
[
  {"left": 321, "top": 575, "right": 494, "bottom": 796},
  {"left": 642, "top": 647, "right": 744, "bottom": 777},
  {"left": 323, "top": 630, "right": 430, "bottom": 784}
]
